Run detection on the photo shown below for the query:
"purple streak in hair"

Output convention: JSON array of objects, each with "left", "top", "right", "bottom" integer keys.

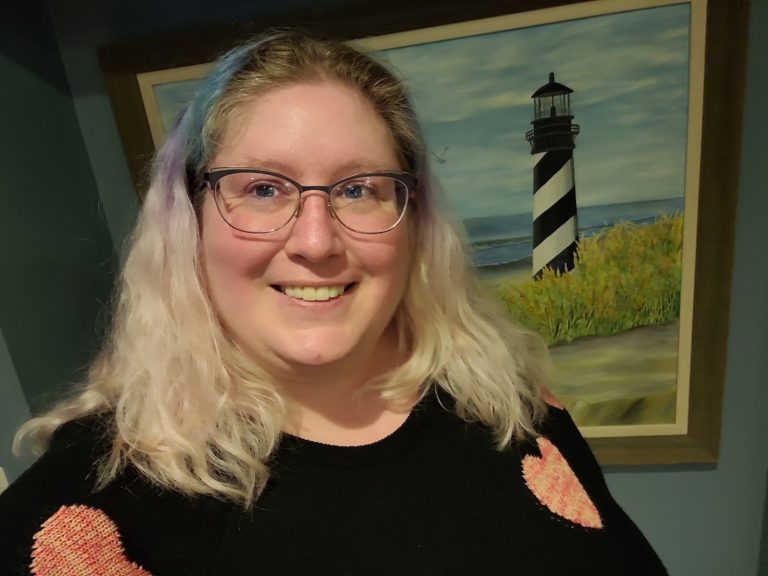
[{"left": 150, "top": 107, "right": 192, "bottom": 197}]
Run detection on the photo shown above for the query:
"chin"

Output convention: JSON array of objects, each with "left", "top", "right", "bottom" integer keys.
[
  {"left": 283, "top": 347, "right": 349, "bottom": 368},
  {"left": 246, "top": 331, "right": 355, "bottom": 370},
  {"left": 267, "top": 327, "right": 392, "bottom": 376}
]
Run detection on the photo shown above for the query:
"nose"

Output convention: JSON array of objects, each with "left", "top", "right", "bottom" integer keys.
[{"left": 283, "top": 191, "right": 344, "bottom": 262}]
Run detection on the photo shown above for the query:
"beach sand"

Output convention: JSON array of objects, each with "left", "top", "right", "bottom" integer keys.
[{"left": 549, "top": 322, "right": 679, "bottom": 428}]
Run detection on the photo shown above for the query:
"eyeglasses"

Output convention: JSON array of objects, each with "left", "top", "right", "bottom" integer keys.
[{"left": 203, "top": 168, "right": 416, "bottom": 235}]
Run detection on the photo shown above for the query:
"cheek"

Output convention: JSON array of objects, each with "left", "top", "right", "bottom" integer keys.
[
  {"left": 204, "top": 237, "right": 269, "bottom": 281},
  {"left": 362, "top": 230, "right": 412, "bottom": 299},
  {"left": 200, "top": 201, "right": 276, "bottom": 308}
]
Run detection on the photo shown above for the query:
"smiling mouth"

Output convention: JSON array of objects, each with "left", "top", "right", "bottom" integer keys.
[{"left": 272, "top": 284, "right": 354, "bottom": 302}]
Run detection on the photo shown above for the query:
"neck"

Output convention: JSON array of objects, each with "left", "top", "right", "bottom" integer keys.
[{"left": 276, "top": 331, "right": 413, "bottom": 445}]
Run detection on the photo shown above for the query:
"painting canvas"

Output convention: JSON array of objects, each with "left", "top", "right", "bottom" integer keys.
[{"left": 135, "top": 0, "right": 706, "bottom": 441}]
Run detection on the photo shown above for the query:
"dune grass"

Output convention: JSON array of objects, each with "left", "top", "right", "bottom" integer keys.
[{"left": 497, "top": 213, "right": 683, "bottom": 346}]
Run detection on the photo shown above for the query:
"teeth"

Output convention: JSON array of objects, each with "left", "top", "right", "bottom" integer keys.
[{"left": 283, "top": 285, "right": 346, "bottom": 301}]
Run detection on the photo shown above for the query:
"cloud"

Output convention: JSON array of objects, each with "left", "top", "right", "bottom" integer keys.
[{"left": 381, "top": 3, "right": 690, "bottom": 128}]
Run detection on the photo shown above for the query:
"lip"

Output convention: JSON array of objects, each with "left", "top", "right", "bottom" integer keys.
[
  {"left": 270, "top": 281, "right": 356, "bottom": 290},
  {"left": 275, "top": 282, "right": 354, "bottom": 288}
]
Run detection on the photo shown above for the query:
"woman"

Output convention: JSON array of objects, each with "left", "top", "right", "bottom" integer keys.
[{"left": 0, "top": 30, "right": 667, "bottom": 575}]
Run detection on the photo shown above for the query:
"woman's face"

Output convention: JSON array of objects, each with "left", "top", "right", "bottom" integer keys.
[{"left": 200, "top": 81, "right": 412, "bottom": 382}]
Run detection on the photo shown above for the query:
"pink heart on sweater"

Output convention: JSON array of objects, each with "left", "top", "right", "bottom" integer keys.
[
  {"left": 522, "top": 437, "right": 603, "bottom": 529},
  {"left": 31, "top": 505, "right": 152, "bottom": 576}
]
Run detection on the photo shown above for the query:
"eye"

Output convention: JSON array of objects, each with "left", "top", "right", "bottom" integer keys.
[
  {"left": 248, "top": 182, "right": 280, "bottom": 198},
  {"left": 242, "top": 178, "right": 292, "bottom": 200},
  {"left": 336, "top": 181, "right": 376, "bottom": 201},
  {"left": 344, "top": 184, "right": 366, "bottom": 199}
]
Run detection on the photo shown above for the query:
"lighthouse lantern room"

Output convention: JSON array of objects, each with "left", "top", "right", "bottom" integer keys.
[{"left": 526, "top": 72, "right": 580, "bottom": 153}]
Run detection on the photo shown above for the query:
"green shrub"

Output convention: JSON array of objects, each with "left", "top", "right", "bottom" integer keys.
[{"left": 497, "top": 213, "right": 683, "bottom": 345}]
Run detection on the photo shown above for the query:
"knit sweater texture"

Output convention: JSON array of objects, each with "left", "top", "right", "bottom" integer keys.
[{"left": 0, "top": 390, "right": 667, "bottom": 575}]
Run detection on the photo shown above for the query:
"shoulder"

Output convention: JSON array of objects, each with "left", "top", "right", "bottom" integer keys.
[
  {"left": 0, "top": 414, "right": 112, "bottom": 575},
  {"left": 3, "top": 413, "right": 113, "bottom": 497},
  {"left": 537, "top": 386, "right": 596, "bottom": 461},
  {"left": 423, "top": 388, "right": 668, "bottom": 574},
  {"left": 530, "top": 389, "right": 611, "bottom": 501},
  {"left": 1, "top": 414, "right": 232, "bottom": 576}
]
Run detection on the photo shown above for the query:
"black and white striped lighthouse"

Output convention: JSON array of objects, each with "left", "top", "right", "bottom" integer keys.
[{"left": 525, "top": 72, "right": 580, "bottom": 279}]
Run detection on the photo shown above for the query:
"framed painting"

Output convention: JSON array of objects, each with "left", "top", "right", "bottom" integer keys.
[{"left": 99, "top": 0, "right": 749, "bottom": 464}]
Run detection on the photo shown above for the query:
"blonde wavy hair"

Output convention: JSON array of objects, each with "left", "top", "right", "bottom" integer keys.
[{"left": 15, "top": 30, "right": 549, "bottom": 505}]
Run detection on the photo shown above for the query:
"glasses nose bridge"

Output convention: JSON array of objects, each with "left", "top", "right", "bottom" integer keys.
[
  {"left": 294, "top": 184, "right": 335, "bottom": 219},
  {"left": 298, "top": 183, "right": 333, "bottom": 196}
]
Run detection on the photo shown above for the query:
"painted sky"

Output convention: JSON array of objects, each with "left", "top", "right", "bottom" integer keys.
[{"left": 377, "top": 3, "right": 691, "bottom": 220}]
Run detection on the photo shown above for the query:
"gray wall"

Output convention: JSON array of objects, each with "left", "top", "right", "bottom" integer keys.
[
  {"left": 1, "top": 0, "right": 765, "bottom": 574},
  {"left": 0, "top": 0, "right": 116, "bottom": 419},
  {"left": 760, "top": 471, "right": 767, "bottom": 574}
]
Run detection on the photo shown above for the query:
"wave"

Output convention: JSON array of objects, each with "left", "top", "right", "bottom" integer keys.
[{"left": 468, "top": 197, "right": 684, "bottom": 267}]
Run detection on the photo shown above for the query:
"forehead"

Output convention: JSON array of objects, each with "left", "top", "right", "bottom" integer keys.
[{"left": 211, "top": 81, "right": 401, "bottom": 175}]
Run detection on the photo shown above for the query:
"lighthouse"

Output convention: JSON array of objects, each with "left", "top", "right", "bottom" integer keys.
[{"left": 525, "top": 72, "right": 580, "bottom": 279}]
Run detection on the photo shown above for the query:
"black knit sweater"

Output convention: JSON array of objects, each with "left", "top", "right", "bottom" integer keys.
[{"left": 0, "top": 391, "right": 667, "bottom": 575}]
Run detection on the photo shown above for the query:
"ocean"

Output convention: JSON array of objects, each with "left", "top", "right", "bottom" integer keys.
[{"left": 465, "top": 197, "right": 685, "bottom": 268}]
